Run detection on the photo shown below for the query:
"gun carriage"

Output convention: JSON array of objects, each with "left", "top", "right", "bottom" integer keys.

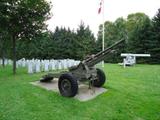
[{"left": 40, "top": 39, "right": 124, "bottom": 97}]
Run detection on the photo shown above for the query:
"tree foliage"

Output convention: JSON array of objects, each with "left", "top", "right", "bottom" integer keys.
[
  {"left": 126, "top": 13, "right": 151, "bottom": 53},
  {"left": 148, "top": 9, "right": 160, "bottom": 63},
  {"left": 0, "top": 30, "right": 11, "bottom": 67},
  {"left": 1, "top": 7, "right": 160, "bottom": 65},
  {"left": 0, "top": 0, "right": 51, "bottom": 73},
  {"left": 97, "top": 11, "right": 160, "bottom": 64},
  {"left": 97, "top": 18, "right": 127, "bottom": 63},
  {"left": 16, "top": 23, "right": 96, "bottom": 60}
]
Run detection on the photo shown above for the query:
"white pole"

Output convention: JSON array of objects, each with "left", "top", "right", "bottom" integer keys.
[{"left": 102, "top": 0, "right": 105, "bottom": 67}]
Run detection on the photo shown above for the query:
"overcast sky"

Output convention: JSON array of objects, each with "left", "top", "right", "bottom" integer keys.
[{"left": 46, "top": 0, "right": 160, "bottom": 36}]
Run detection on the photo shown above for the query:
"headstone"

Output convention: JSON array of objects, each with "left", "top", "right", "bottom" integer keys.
[
  {"left": 8, "top": 60, "right": 12, "bottom": 65},
  {"left": 44, "top": 60, "right": 49, "bottom": 72},
  {"left": 28, "top": 61, "right": 33, "bottom": 73},
  {"left": 4, "top": 59, "right": 8, "bottom": 65},
  {"left": 41, "top": 60, "right": 45, "bottom": 72},
  {"left": 57, "top": 60, "right": 62, "bottom": 70},
  {"left": 0, "top": 59, "right": 2, "bottom": 65},
  {"left": 32, "top": 59, "right": 36, "bottom": 73},
  {"left": 35, "top": 60, "right": 41, "bottom": 73},
  {"left": 22, "top": 58, "right": 26, "bottom": 67},
  {"left": 63, "top": 60, "right": 68, "bottom": 69},
  {"left": 50, "top": 60, "right": 55, "bottom": 70},
  {"left": 67, "top": 59, "right": 72, "bottom": 67}
]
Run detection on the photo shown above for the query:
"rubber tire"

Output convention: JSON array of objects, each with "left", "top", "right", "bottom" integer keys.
[
  {"left": 93, "top": 68, "right": 106, "bottom": 87},
  {"left": 58, "top": 73, "right": 78, "bottom": 97}
]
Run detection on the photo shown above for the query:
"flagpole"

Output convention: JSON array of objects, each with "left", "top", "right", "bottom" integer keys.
[{"left": 102, "top": 0, "right": 105, "bottom": 67}]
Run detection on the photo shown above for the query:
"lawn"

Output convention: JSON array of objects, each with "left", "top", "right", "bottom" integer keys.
[{"left": 0, "top": 64, "right": 160, "bottom": 120}]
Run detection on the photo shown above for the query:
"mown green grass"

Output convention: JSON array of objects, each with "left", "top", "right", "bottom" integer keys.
[{"left": 0, "top": 64, "right": 160, "bottom": 120}]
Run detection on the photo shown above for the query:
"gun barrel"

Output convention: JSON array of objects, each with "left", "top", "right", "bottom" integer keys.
[{"left": 83, "top": 39, "right": 125, "bottom": 67}]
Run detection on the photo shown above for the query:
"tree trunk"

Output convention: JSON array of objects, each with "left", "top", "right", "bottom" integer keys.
[
  {"left": 1, "top": 39, "right": 5, "bottom": 67},
  {"left": 12, "top": 35, "right": 16, "bottom": 74},
  {"left": 2, "top": 51, "right": 5, "bottom": 67}
]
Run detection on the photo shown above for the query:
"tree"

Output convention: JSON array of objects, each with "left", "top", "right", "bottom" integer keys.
[
  {"left": 0, "top": 30, "right": 11, "bottom": 67},
  {"left": 16, "top": 24, "right": 96, "bottom": 61},
  {"left": 149, "top": 9, "right": 160, "bottom": 63},
  {"left": 97, "top": 18, "right": 127, "bottom": 63},
  {"left": 50, "top": 24, "right": 96, "bottom": 60},
  {"left": 0, "top": 0, "right": 51, "bottom": 74},
  {"left": 16, "top": 31, "right": 52, "bottom": 59},
  {"left": 126, "top": 13, "right": 152, "bottom": 63},
  {"left": 76, "top": 22, "right": 96, "bottom": 59},
  {"left": 50, "top": 27, "right": 77, "bottom": 59},
  {"left": 126, "top": 13, "right": 151, "bottom": 53}
]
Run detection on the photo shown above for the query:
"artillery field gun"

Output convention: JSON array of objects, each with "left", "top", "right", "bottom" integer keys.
[{"left": 40, "top": 39, "right": 124, "bottom": 97}]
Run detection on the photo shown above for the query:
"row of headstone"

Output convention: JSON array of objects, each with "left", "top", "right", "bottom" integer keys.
[
  {"left": 16, "top": 58, "right": 80, "bottom": 74},
  {"left": 0, "top": 58, "right": 80, "bottom": 74},
  {"left": 0, "top": 59, "right": 13, "bottom": 66}
]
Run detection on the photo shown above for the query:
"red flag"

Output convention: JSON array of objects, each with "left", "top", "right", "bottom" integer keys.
[{"left": 98, "top": 0, "right": 102, "bottom": 14}]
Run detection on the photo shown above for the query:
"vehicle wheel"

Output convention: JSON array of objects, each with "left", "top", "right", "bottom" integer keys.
[
  {"left": 58, "top": 73, "right": 78, "bottom": 97},
  {"left": 92, "top": 68, "right": 106, "bottom": 87}
]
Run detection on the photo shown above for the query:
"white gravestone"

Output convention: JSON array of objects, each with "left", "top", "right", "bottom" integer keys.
[
  {"left": 28, "top": 61, "right": 33, "bottom": 73},
  {"left": 35, "top": 60, "right": 41, "bottom": 73},
  {"left": 44, "top": 60, "right": 49, "bottom": 72},
  {"left": 50, "top": 60, "right": 56, "bottom": 70}
]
